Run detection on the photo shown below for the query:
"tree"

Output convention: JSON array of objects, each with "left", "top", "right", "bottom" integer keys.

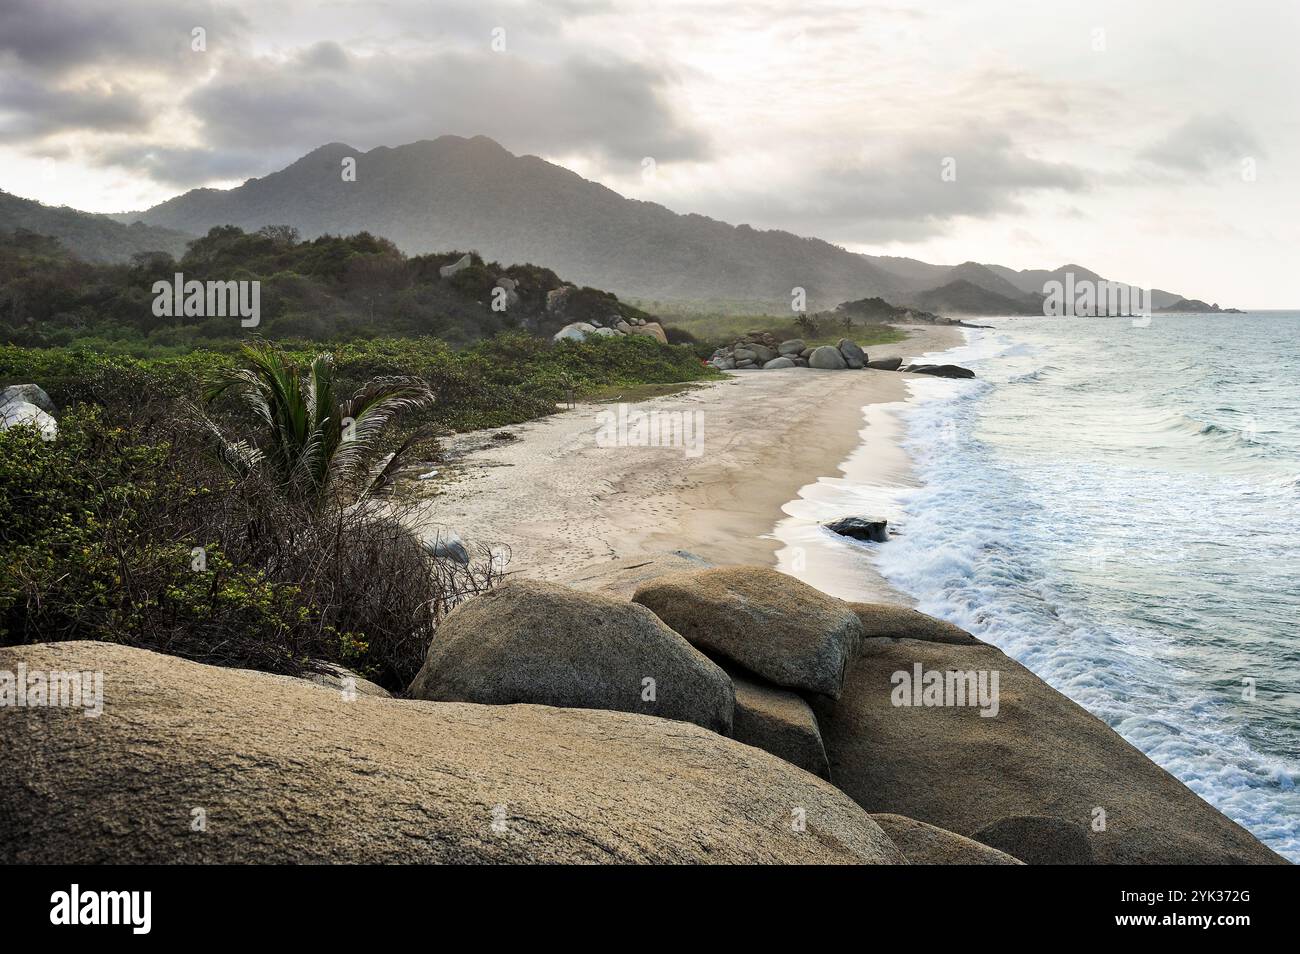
[{"left": 201, "top": 341, "right": 434, "bottom": 507}]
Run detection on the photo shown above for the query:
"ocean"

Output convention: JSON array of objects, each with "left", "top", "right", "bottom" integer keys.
[{"left": 868, "top": 313, "right": 1300, "bottom": 861}]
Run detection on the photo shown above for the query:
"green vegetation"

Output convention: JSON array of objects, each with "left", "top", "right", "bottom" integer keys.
[
  {"left": 0, "top": 225, "right": 653, "bottom": 349},
  {"left": 202, "top": 342, "right": 435, "bottom": 506}
]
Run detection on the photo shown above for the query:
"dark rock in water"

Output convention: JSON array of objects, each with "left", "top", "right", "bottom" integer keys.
[
  {"left": 971, "top": 816, "right": 1095, "bottom": 866},
  {"left": 905, "top": 364, "right": 975, "bottom": 379},
  {"left": 866, "top": 357, "right": 903, "bottom": 371},
  {"left": 825, "top": 517, "right": 889, "bottom": 543}
]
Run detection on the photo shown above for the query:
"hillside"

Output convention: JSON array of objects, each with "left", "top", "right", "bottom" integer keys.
[
  {"left": 0, "top": 225, "right": 653, "bottom": 350},
  {"left": 0, "top": 190, "right": 192, "bottom": 263},
  {"left": 911, "top": 279, "right": 1042, "bottom": 316},
  {"left": 122, "top": 136, "right": 909, "bottom": 309}
]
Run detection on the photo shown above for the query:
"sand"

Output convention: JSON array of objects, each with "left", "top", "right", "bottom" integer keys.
[{"left": 414, "top": 324, "right": 965, "bottom": 601}]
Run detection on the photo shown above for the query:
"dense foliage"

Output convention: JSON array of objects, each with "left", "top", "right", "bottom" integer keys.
[{"left": 0, "top": 225, "right": 654, "bottom": 349}]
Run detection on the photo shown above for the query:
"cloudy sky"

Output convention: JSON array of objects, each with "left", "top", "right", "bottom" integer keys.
[{"left": 2, "top": 0, "right": 1297, "bottom": 305}]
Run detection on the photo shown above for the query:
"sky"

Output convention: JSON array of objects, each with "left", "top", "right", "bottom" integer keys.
[{"left": 1, "top": 0, "right": 1297, "bottom": 306}]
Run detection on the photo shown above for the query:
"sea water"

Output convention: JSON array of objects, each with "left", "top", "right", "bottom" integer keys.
[{"left": 874, "top": 313, "right": 1300, "bottom": 861}]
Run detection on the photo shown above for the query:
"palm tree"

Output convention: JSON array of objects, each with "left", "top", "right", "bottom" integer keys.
[{"left": 201, "top": 342, "right": 434, "bottom": 506}]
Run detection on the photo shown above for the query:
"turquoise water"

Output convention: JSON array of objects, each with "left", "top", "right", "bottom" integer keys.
[{"left": 877, "top": 313, "right": 1300, "bottom": 861}]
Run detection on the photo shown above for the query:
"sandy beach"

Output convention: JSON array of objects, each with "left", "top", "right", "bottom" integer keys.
[{"left": 416, "top": 324, "right": 964, "bottom": 600}]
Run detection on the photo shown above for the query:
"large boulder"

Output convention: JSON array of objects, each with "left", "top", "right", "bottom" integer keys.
[
  {"left": 728, "top": 668, "right": 831, "bottom": 779},
  {"left": 812, "top": 636, "right": 1286, "bottom": 863},
  {"left": 824, "top": 516, "right": 888, "bottom": 543},
  {"left": 866, "top": 357, "right": 903, "bottom": 371},
  {"left": 0, "top": 400, "right": 56, "bottom": 440},
  {"left": 409, "top": 579, "right": 734, "bottom": 734},
  {"left": 552, "top": 322, "right": 597, "bottom": 342},
  {"left": 971, "top": 816, "right": 1095, "bottom": 865},
  {"left": 871, "top": 814, "right": 1023, "bottom": 865},
  {"left": 777, "top": 339, "right": 805, "bottom": 356},
  {"left": 1, "top": 383, "right": 56, "bottom": 414},
  {"left": 837, "top": 339, "right": 866, "bottom": 369},
  {"left": 808, "top": 346, "right": 848, "bottom": 370},
  {"left": 846, "top": 602, "right": 980, "bottom": 646},
  {"left": 744, "top": 343, "right": 777, "bottom": 363},
  {"left": 632, "top": 565, "right": 864, "bottom": 698},
  {"left": 762, "top": 357, "right": 795, "bottom": 370},
  {"left": 630, "top": 322, "right": 668, "bottom": 344},
  {"left": 0, "top": 641, "right": 907, "bottom": 864}
]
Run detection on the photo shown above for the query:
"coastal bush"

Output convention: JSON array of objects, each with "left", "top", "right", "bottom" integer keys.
[{"left": 0, "top": 404, "right": 501, "bottom": 689}]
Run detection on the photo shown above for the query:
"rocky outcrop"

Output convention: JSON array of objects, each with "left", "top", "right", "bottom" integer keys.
[
  {"left": 866, "top": 357, "right": 903, "bottom": 371},
  {"left": 812, "top": 636, "right": 1287, "bottom": 864},
  {"left": 871, "top": 814, "right": 1023, "bottom": 865},
  {"left": 824, "top": 516, "right": 888, "bottom": 543},
  {"left": 408, "top": 579, "right": 734, "bottom": 734},
  {"left": 846, "top": 602, "right": 980, "bottom": 646},
  {"left": 0, "top": 641, "right": 906, "bottom": 864},
  {"left": 728, "top": 667, "right": 831, "bottom": 779},
  {"left": 808, "top": 345, "right": 848, "bottom": 370},
  {"left": 632, "top": 565, "right": 863, "bottom": 698},
  {"left": 972, "top": 816, "right": 1095, "bottom": 865},
  {"left": 1, "top": 383, "right": 56, "bottom": 415}
]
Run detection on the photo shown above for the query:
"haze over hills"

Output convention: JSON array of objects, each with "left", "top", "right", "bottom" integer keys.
[
  {"left": 69, "top": 134, "right": 1193, "bottom": 313},
  {"left": 0, "top": 190, "right": 191, "bottom": 264}
]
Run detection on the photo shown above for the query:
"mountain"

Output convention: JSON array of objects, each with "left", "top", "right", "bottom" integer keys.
[
  {"left": 1, "top": 190, "right": 192, "bottom": 263},
  {"left": 112, "top": 135, "right": 1207, "bottom": 314},
  {"left": 911, "top": 279, "right": 1042, "bottom": 316},
  {"left": 122, "top": 136, "right": 908, "bottom": 309}
]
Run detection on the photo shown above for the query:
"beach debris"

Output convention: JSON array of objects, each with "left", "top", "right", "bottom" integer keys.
[
  {"left": 416, "top": 468, "right": 440, "bottom": 480},
  {"left": 824, "top": 516, "right": 889, "bottom": 543}
]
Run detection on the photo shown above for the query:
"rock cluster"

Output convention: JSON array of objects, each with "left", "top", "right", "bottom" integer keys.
[
  {"left": 2, "top": 557, "right": 1285, "bottom": 865},
  {"left": 707, "top": 337, "right": 976, "bottom": 378},
  {"left": 552, "top": 314, "right": 667, "bottom": 345}
]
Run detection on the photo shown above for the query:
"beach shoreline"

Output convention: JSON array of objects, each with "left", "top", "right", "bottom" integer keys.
[{"left": 415, "top": 323, "right": 964, "bottom": 597}]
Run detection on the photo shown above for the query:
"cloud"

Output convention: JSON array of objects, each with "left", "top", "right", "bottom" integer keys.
[
  {"left": 691, "top": 127, "right": 1088, "bottom": 243},
  {"left": 0, "top": 76, "right": 152, "bottom": 141},
  {"left": 183, "top": 45, "right": 708, "bottom": 168},
  {"left": 1140, "top": 115, "right": 1264, "bottom": 174}
]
